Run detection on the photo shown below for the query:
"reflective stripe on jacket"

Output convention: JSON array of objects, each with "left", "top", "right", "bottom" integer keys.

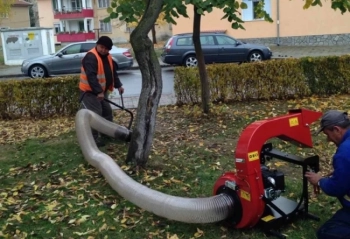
[{"left": 79, "top": 48, "right": 114, "bottom": 92}]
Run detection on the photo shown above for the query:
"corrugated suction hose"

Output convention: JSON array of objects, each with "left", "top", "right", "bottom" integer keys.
[{"left": 75, "top": 109, "right": 235, "bottom": 223}]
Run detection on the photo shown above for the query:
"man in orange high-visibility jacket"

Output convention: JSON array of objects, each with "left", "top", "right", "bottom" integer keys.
[{"left": 79, "top": 36, "right": 124, "bottom": 147}]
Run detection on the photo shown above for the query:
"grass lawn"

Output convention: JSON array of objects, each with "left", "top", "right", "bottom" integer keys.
[{"left": 0, "top": 95, "right": 345, "bottom": 239}]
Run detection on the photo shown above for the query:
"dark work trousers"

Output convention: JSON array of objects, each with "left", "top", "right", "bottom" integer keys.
[
  {"left": 80, "top": 91, "right": 113, "bottom": 140},
  {"left": 317, "top": 207, "right": 350, "bottom": 239}
]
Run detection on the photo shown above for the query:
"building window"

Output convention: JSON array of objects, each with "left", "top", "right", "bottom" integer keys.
[
  {"left": 87, "top": 20, "right": 91, "bottom": 31},
  {"left": 71, "top": 0, "right": 82, "bottom": 11},
  {"left": 98, "top": 0, "right": 110, "bottom": 8},
  {"left": 242, "top": 0, "right": 271, "bottom": 21},
  {"left": 99, "top": 20, "right": 111, "bottom": 32},
  {"left": 52, "top": 0, "right": 58, "bottom": 11},
  {"left": 79, "top": 21, "right": 84, "bottom": 31},
  {"left": 54, "top": 23, "right": 60, "bottom": 34}
]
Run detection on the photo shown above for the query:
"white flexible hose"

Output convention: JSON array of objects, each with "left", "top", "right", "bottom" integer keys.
[{"left": 75, "top": 109, "right": 235, "bottom": 223}]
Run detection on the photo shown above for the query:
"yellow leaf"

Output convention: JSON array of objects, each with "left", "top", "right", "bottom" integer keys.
[
  {"left": 73, "top": 229, "right": 95, "bottom": 236},
  {"left": 76, "top": 215, "right": 90, "bottom": 225},
  {"left": 111, "top": 204, "right": 117, "bottom": 209},
  {"left": 0, "top": 192, "right": 8, "bottom": 198},
  {"left": 68, "top": 219, "right": 76, "bottom": 224},
  {"left": 168, "top": 234, "right": 179, "bottom": 239},
  {"left": 163, "top": 179, "right": 171, "bottom": 184},
  {"left": 13, "top": 214, "right": 22, "bottom": 223},
  {"left": 194, "top": 228, "right": 204, "bottom": 238},
  {"left": 99, "top": 223, "right": 108, "bottom": 232},
  {"left": 274, "top": 162, "right": 287, "bottom": 167},
  {"left": 97, "top": 211, "right": 105, "bottom": 216},
  {"left": 170, "top": 178, "right": 182, "bottom": 183},
  {"left": 78, "top": 194, "right": 84, "bottom": 200},
  {"left": 45, "top": 201, "right": 58, "bottom": 211}
]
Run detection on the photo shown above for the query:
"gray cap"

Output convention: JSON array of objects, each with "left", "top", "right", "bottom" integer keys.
[{"left": 316, "top": 110, "right": 350, "bottom": 135}]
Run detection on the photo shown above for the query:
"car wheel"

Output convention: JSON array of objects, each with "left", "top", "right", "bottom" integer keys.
[
  {"left": 184, "top": 55, "right": 198, "bottom": 67},
  {"left": 29, "top": 65, "right": 47, "bottom": 78},
  {"left": 248, "top": 51, "right": 263, "bottom": 62}
]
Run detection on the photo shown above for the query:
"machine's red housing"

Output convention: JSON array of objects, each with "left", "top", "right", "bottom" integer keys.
[{"left": 213, "top": 109, "right": 322, "bottom": 228}]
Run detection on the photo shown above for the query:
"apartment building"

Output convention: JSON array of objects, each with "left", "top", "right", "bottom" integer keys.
[
  {"left": 37, "top": 0, "right": 172, "bottom": 43},
  {"left": 0, "top": 0, "right": 32, "bottom": 29},
  {"left": 173, "top": 0, "right": 350, "bottom": 46}
]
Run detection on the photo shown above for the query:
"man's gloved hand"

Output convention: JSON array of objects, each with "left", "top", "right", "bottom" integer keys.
[{"left": 118, "top": 87, "right": 124, "bottom": 95}]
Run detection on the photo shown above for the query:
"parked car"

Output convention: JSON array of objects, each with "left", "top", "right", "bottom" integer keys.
[
  {"left": 161, "top": 32, "right": 272, "bottom": 67},
  {"left": 21, "top": 41, "right": 134, "bottom": 78}
]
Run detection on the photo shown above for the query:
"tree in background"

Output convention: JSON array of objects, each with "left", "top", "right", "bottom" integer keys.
[
  {"left": 107, "top": 0, "right": 350, "bottom": 167},
  {"left": 126, "top": 12, "right": 167, "bottom": 44},
  {"left": 188, "top": 0, "right": 271, "bottom": 113},
  {"left": 107, "top": 0, "right": 168, "bottom": 44},
  {"left": 0, "top": 0, "right": 14, "bottom": 25}
]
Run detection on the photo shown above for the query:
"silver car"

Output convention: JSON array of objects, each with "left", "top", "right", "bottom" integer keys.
[{"left": 21, "top": 41, "right": 134, "bottom": 78}]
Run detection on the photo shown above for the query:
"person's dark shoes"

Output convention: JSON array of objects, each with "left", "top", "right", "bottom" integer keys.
[{"left": 95, "top": 138, "right": 106, "bottom": 147}]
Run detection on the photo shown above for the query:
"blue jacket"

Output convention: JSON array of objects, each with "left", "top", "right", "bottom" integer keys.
[{"left": 319, "top": 129, "right": 350, "bottom": 208}]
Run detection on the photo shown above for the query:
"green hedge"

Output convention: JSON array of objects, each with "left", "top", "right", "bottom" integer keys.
[
  {"left": 1, "top": 55, "right": 350, "bottom": 120},
  {"left": 174, "top": 55, "right": 350, "bottom": 105},
  {"left": 0, "top": 76, "right": 80, "bottom": 119}
]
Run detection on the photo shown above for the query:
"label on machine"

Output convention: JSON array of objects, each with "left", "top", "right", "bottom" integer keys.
[
  {"left": 240, "top": 190, "right": 251, "bottom": 201},
  {"left": 248, "top": 151, "right": 259, "bottom": 161},
  {"left": 289, "top": 117, "right": 299, "bottom": 127}
]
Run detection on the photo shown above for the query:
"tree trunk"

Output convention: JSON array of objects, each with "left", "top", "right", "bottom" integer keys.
[
  {"left": 152, "top": 25, "right": 157, "bottom": 44},
  {"left": 193, "top": 6, "right": 210, "bottom": 114},
  {"left": 126, "top": 0, "right": 163, "bottom": 167}
]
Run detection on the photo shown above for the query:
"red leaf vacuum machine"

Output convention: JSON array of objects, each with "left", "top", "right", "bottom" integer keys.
[{"left": 76, "top": 108, "right": 322, "bottom": 238}]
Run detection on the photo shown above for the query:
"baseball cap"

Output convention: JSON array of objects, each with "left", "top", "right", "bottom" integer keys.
[{"left": 316, "top": 110, "right": 350, "bottom": 135}]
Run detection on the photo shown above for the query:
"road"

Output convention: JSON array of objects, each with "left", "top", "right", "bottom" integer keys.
[
  {"left": 2, "top": 67, "right": 176, "bottom": 97},
  {"left": 116, "top": 67, "right": 175, "bottom": 96}
]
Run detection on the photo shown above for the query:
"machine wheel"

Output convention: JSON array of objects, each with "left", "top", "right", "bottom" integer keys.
[
  {"left": 29, "top": 65, "right": 48, "bottom": 78},
  {"left": 183, "top": 55, "right": 198, "bottom": 67},
  {"left": 248, "top": 51, "right": 263, "bottom": 62}
]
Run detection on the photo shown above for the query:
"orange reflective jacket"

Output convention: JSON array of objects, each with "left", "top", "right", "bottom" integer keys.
[{"left": 79, "top": 48, "right": 114, "bottom": 92}]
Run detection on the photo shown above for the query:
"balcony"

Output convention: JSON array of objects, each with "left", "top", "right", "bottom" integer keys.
[
  {"left": 54, "top": 8, "right": 94, "bottom": 19},
  {"left": 57, "top": 32, "right": 96, "bottom": 42}
]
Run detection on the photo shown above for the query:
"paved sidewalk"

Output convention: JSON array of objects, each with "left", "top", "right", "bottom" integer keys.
[{"left": 269, "top": 45, "right": 350, "bottom": 58}]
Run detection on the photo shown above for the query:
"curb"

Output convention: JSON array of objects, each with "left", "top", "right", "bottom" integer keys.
[
  {"left": 0, "top": 74, "right": 25, "bottom": 79},
  {"left": 0, "top": 64, "right": 173, "bottom": 79}
]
